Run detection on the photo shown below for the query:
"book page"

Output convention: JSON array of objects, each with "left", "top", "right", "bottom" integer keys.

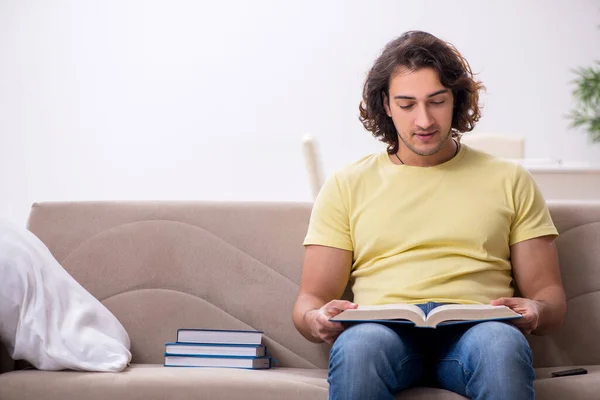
[
  {"left": 330, "top": 303, "right": 426, "bottom": 325},
  {"left": 425, "top": 304, "right": 521, "bottom": 327}
]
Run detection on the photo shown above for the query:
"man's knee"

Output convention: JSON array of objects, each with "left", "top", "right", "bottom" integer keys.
[
  {"left": 330, "top": 323, "right": 419, "bottom": 370},
  {"left": 332, "top": 323, "right": 403, "bottom": 355},
  {"left": 329, "top": 323, "right": 423, "bottom": 394},
  {"left": 462, "top": 321, "right": 532, "bottom": 365}
]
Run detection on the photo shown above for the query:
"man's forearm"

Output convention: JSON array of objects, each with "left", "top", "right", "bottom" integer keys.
[
  {"left": 292, "top": 295, "right": 325, "bottom": 343},
  {"left": 533, "top": 285, "right": 566, "bottom": 335}
]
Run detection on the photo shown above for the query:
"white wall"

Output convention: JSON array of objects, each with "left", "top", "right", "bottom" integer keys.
[{"left": 1, "top": 0, "right": 600, "bottom": 227}]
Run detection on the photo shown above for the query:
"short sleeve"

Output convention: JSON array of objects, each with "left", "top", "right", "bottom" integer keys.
[
  {"left": 509, "top": 165, "right": 558, "bottom": 246},
  {"left": 303, "top": 172, "right": 353, "bottom": 251}
]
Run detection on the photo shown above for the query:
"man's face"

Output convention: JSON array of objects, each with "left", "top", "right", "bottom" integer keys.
[{"left": 384, "top": 67, "right": 454, "bottom": 156}]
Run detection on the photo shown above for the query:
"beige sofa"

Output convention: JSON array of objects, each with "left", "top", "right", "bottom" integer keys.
[{"left": 0, "top": 201, "right": 599, "bottom": 400}]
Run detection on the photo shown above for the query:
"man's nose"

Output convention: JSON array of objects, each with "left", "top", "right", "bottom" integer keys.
[{"left": 415, "top": 106, "right": 435, "bottom": 131}]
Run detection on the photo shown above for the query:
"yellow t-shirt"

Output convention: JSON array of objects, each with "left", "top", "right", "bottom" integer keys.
[{"left": 304, "top": 144, "right": 558, "bottom": 305}]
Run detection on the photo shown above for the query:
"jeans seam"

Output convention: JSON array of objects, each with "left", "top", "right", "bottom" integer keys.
[
  {"left": 392, "top": 354, "right": 421, "bottom": 376},
  {"left": 438, "top": 356, "right": 472, "bottom": 397}
]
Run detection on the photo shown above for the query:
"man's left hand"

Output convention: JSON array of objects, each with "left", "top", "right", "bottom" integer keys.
[{"left": 491, "top": 297, "right": 541, "bottom": 335}]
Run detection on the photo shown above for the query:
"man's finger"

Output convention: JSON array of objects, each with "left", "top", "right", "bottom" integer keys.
[
  {"left": 314, "top": 314, "right": 345, "bottom": 332},
  {"left": 321, "top": 306, "right": 344, "bottom": 316},
  {"left": 322, "top": 300, "right": 357, "bottom": 313},
  {"left": 491, "top": 297, "right": 524, "bottom": 307},
  {"left": 315, "top": 312, "right": 345, "bottom": 328},
  {"left": 319, "top": 319, "right": 345, "bottom": 331}
]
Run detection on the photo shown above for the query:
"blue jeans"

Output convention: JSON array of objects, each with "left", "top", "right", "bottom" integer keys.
[{"left": 328, "top": 302, "right": 534, "bottom": 400}]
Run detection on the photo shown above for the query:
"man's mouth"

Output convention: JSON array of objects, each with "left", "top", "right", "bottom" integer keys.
[{"left": 414, "top": 130, "right": 437, "bottom": 140}]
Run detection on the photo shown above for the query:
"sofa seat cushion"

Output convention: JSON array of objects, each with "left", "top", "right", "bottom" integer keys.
[
  {"left": 0, "top": 365, "right": 329, "bottom": 400},
  {"left": 6, "top": 363, "right": 597, "bottom": 399},
  {"left": 0, "top": 364, "right": 466, "bottom": 400},
  {"left": 534, "top": 365, "right": 600, "bottom": 399}
]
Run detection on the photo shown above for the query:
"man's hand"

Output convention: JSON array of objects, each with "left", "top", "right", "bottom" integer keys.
[
  {"left": 507, "top": 236, "right": 566, "bottom": 335},
  {"left": 491, "top": 297, "right": 541, "bottom": 335},
  {"left": 304, "top": 300, "right": 358, "bottom": 344}
]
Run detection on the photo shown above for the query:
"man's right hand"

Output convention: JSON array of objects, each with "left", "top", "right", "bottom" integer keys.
[{"left": 304, "top": 300, "right": 358, "bottom": 344}]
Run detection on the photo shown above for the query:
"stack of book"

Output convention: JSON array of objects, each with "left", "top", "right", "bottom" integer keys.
[{"left": 164, "top": 328, "right": 272, "bottom": 369}]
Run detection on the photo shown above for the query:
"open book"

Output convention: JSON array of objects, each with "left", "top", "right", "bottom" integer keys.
[{"left": 330, "top": 304, "right": 522, "bottom": 328}]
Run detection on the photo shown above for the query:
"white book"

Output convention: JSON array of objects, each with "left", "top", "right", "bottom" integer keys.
[
  {"left": 164, "top": 354, "right": 271, "bottom": 369},
  {"left": 165, "top": 342, "right": 266, "bottom": 357},
  {"left": 176, "top": 329, "right": 263, "bottom": 345}
]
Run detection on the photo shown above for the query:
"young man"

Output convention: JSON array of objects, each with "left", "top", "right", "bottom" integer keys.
[{"left": 292, "top": 31, "right": 566, "bottom": 400}]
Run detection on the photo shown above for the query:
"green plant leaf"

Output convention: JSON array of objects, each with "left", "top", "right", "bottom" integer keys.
[{"left": 568, "top": 60, "right": 600, "bottom": 142}]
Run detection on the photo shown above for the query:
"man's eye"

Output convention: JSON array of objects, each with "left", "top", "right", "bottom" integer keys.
[{"left": 399, "top": 104, "right": 414, "bottom": 110}]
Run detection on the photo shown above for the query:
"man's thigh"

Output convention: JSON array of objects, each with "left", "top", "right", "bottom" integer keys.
[
  {"left": 433, "top": 321, "right": 534, "bottom": 398},
  {"left": 329, "top": 323, "right": 430, "bottom": 392}
]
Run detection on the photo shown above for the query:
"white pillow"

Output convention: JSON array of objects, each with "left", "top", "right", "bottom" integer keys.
[{"left": 0, "top": 219, "right": 131, "bottom": 372}]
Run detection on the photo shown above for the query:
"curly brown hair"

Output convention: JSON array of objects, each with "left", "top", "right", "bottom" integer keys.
[{"left": 359, "top": 31, "right": 485, "bottom": 154}]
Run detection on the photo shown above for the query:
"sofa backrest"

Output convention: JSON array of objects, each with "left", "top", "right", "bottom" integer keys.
[
  {"left": 26, "top": 201, "right": 331, "bottom": 369},
  {"left": 527, "top": 202, "right": 600, "bottom": 367},
  {"left": 24, "top": 201, "right": 600, "bottom": 369}
]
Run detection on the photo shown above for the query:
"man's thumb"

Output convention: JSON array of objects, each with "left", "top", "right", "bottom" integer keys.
[
  {"left": 491, "top": 297, "right": 513, "bottom": 306},
  {"left": 346, "top": 301, "right": 358, "bottom": 309}
]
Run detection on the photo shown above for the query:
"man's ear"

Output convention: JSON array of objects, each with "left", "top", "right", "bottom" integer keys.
[{"left": 382, "top": 93, "right": 392, "bottom": 117}]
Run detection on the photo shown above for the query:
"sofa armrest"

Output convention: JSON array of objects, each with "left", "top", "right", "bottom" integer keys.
[{"left": 0, "top": 343, "right": 14, "bottom": 374}]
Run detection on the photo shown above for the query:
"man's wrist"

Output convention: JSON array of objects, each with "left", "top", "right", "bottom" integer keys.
[
  {"left": 303, "top": 308, "right": 318, "bottom": 324},
  {"left": 303, "top": 308, "right": 320, "bottom": 338},
  {"left": 531, "top": 297, "right": 564, "bottom": 335}
]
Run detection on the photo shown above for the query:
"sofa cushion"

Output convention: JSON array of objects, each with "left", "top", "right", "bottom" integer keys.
[
  {"left": 534, "top": 365, "right": 600, "bottom": 399},
  {"left": 0, "top": 364, "right": 468, "bottom": 400},
  {"left": 527, "top": 202, "right": 600, "bottom": 367},
  {"left": 0, "top": 365, "right": 328, "bottom": 400},
  {"left": 23, "top": 201, "right": 600, "bottom": 371},
  {"left": 25, "top": 202, "right": 331, "bottom": 369},
  {"left": 4, "top": 364, "right": 599, "bottom": 399}
]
